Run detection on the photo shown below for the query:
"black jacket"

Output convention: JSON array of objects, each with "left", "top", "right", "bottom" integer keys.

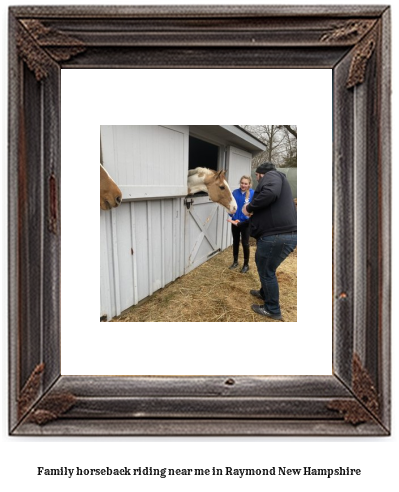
[{"left": 246, "top": 170, "right": 297, "bottom": 239}]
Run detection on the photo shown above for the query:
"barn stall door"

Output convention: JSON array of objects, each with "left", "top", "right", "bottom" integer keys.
[
  {"left": 100, "top": 198, "right": 185, "bottom": 320},
  {"left": 100, "top": 125, "right": 189, "bottom": 199},
  {"left": 226, "top": 145, "right": 253, "bottom": 191},
  {"left": 185, "top": 196, "right": 228, "bottom": 274}
]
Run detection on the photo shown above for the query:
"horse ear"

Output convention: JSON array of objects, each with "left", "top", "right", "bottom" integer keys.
[{"left": 216, "top": 170, "right": 225, "bottom": 180}]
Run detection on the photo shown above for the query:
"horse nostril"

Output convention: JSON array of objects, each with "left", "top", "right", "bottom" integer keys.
[{"left": 116, "top": 196, "right": 122, "bottom": 205}]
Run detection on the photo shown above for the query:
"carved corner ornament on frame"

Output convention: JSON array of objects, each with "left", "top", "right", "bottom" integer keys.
[{"left": 9, "top": 5, "right": 391, "bottom": 436}]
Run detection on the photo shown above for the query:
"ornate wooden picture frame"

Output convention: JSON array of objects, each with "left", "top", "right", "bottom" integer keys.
[{"left": 9, "top": 5, "right": 391, "bottom": 435}]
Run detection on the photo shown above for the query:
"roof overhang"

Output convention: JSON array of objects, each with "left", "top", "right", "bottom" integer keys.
[{"left": 189, "top": 125, "right": 266, "bottom": 157}]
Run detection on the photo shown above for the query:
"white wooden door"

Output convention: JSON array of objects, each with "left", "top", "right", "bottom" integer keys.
[
  {"left": 226, "top": 145, "right": 253, "bottom": 191},
  {"left": 185, "top": 196, "right": 230, "bottom": 274},
  {"left": 185, "top": 196, "right": 219, "bottom": 274}
]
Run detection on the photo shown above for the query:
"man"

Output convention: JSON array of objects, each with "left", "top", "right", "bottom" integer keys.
[{"left": 242, "top": 162, "right": 297, "bottom": 320}]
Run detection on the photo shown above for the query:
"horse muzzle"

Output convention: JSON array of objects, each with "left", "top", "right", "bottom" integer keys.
[
  {"left": 228, "top": 199, "right": 237, "bottom": 215},
  {"left": 101, "top": 194, "right": 122, "bottom": 210}
]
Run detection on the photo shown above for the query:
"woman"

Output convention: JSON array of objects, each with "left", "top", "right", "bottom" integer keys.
[{"left": 227, "top": 175, "right": 254, "bottom": 273}]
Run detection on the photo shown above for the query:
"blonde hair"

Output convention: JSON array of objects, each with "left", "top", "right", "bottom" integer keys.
[{"left": 240, "top": 175, "right": 252, "bottom": 200}]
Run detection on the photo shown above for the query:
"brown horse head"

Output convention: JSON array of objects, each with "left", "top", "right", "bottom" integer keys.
[
  {"left": 203, "top": 170, "right": 237, "bottom": 214},
  {"left": 100, "top": 164, "right": 122, "bottom": 210}
]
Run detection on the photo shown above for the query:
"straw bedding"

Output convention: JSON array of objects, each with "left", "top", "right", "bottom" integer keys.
[{"left": 111, "top": 240, "right": 297, "bottom": 323}]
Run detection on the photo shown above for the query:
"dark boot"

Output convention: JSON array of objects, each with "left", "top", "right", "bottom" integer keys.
[
  {"left": 229, "top": 259, "right": 239, "bottom": 269},
  {"left": 241, "top": 246, "right": 249, "bottom": 273},
  {"left": 250, "top": 289, "right": 264, "bottom": 300}
]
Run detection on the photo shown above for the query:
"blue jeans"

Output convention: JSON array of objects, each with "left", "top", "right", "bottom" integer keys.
[{"left": 255, "top": 233, "right": 297, "bottom": 315}]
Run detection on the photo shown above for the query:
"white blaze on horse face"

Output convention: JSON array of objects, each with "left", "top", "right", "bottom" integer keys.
[
  {"left": 224, "top": 179, "right": 238, "bottom": 214},
  {"left": 219, "top": 179, "right": 237, "bottom": 214},
  {"left": 100, "top": 164, "right": 122, "bottom": 210}
]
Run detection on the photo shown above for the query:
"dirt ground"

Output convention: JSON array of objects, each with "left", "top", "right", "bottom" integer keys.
[{"left": 111, "top": 239, "right": 297, "bottom": 323}]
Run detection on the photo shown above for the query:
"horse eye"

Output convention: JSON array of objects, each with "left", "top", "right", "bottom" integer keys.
[{"left": 219, "top": 186, "right": 225, "bottom": 190}]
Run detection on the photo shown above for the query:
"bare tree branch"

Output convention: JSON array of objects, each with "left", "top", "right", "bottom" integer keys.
[
  {"left": 280, "top": 125, "right": 297, "bottom": 139},
  {"left": 240, "top": 125, "right": 297, "bottom": 168}
]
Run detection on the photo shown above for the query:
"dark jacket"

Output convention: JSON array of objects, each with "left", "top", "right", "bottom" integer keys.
[{"left": 246, "top": 170, "right": 297, "bottom": 239}]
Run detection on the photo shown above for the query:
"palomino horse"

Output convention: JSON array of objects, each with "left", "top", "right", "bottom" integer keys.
[
  {"left": 187, "top": 167, "right": 237, "bottom": 214},
  {"left": 100, "top": 163, "right": 122, "bottom": 210}
]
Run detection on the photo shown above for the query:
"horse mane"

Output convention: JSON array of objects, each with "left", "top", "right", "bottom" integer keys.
[{"left": 188, "top": 167, "right": 217, "bottom": 177}]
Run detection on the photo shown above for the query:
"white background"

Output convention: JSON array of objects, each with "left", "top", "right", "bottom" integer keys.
[
  {"left": 61, "top": 68, "right": 332, "bottom": 376},
  {"left": 1, "top": 1, "right": 397, "bottom": 492}
]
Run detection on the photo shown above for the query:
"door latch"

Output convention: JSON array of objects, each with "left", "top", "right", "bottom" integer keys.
[{"left": 184, "top": 197, "right": 194, "bottom": 210}]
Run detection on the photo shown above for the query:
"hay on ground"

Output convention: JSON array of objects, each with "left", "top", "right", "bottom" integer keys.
[{"left": 111, "top": 242, "right": 297, "bottom": 323}]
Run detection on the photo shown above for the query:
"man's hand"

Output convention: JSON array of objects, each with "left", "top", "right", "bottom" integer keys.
[{"left": 242, "top": 204, "right": 251, "bottom": 217}]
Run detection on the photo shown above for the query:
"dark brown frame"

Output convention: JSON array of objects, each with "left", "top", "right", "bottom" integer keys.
[{"left": 9, "top": 5, "right": 391, "bottom": 436}]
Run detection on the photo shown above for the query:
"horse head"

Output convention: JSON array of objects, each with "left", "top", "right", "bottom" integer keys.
[
  {"left": 100, "top": 164, "right": 122, "bottom": 210},
  {"left": 204, "top": 170, "right": 237, "bottom": 214}
]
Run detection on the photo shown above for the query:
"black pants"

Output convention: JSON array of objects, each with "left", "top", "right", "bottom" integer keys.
[{"left": 232, "top": 221, "right": 250, "bottom": 263}]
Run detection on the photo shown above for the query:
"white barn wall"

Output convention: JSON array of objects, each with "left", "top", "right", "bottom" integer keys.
[
  {"left": 101, "top": 125, "right": 189, "bottom": 199},
  {"left": 227, "top": 146, "right": 253, "bottom": 190}
]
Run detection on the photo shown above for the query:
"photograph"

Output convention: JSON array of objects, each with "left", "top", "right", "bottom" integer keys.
[{"left": 100, "top": 125, "right": 298, "bottom": 323}]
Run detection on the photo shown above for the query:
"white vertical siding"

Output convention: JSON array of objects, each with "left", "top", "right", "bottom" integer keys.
[
  {"left": 101, "top": 125, "right": 189, "bottom": 199},
  {"left": 227, "top": 146, "right": 253, "bottom": 191},
  {"left": 100, "top": 208, "right": 120, "bottom": 319},
  {"left": 100, "top": 212, "right": 113, "bottom": 319},
  {"left": 100, "top": 124, "right": 189, "bottom": 319},
  {"left": 221, "top": 208, "right": 233, "bottom": 251},
  {"left": 101, "top": 197, "right": 185, "bottom": 320}
]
